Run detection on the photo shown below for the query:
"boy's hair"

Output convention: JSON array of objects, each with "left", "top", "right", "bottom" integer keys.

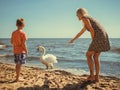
[{"left": 16, "top": 18, "right": 24, "bottom": 26}]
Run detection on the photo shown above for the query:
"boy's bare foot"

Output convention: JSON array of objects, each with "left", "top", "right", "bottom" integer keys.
[{"left": 15, "top": 77, "right": 25, "bottom": 82}]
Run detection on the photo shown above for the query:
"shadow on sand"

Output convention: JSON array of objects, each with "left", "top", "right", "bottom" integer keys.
[{"left": 17, "top": 79, "right": 94, "bottom": 90}]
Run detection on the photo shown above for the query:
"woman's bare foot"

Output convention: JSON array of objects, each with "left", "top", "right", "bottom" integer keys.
[
  {"left": 95, "top": 75, "right": 99, "bottom": 82},
  {"left": 87, "top": 75, "right": 95, "bottom": 81}
]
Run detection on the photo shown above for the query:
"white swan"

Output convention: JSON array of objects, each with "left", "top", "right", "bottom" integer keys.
[{"left": 37, "top": 46, "right": 58, "bottom": 69}]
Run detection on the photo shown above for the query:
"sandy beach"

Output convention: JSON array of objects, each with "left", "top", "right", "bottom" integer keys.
[{"left": 0, "top": 62, "right": 120, "bottom": 90}]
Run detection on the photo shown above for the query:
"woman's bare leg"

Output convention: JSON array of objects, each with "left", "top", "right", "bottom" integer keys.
[
  {"left": 93, "top": 52, "right": 101, "bottom": 82},
  {"left": 86, "top": 51, "right": 95, "bottom": 81}
]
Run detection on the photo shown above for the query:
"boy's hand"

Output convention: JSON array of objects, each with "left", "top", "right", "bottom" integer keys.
[{"left": 25, "top": 52, "right": 28, "bottom": 58}]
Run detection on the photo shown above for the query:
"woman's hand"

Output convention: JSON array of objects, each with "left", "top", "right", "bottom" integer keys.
[
  {"left": 69, "top": 28, "right": 86, "bottom": 44},
  {"left": 69, "top": 39, "right": 74, "bottom": 43}
]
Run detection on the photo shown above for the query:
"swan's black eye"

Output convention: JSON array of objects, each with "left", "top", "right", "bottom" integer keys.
[{"left": 37, "top": 48, "right": 40, "bottom": 51}]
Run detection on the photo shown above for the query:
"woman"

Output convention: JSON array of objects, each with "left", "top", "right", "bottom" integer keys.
[{"left": 69, "top": 8, "right": 110, "bottom": 82}]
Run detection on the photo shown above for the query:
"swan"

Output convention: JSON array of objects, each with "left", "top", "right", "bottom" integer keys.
[{"left": 37, "top": 46, "right": 58, "bottom": 69}]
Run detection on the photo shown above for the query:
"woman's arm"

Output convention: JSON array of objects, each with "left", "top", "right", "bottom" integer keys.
[{"left": 69, "top": 27, "right": 86, "bottom": 43}]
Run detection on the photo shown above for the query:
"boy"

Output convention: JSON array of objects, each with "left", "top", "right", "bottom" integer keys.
[{"left": 11, "top": 18, "right": 28, "bottom": 81}]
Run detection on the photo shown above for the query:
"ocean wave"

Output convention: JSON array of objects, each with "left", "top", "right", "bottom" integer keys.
[
  {"left": 0, "top": 45, "right": 7, "bottom": 50},
  {"left": 57, "top": 58, "right": 86, "bottom": 63},
  {"left": 110, "top": 47, "right": 120, "bottom": 53},
  {"left": 27, "top": 56, "right": 39, "bottom": 60},
  {"left": 56, "top": 68, "right": 89, "bottom": 75},
  {"left": 0, "top": 54, "right": 39, "bottom": 60},
  {"left": 0, "top": 54, "right": 13, "bottom": 58}
]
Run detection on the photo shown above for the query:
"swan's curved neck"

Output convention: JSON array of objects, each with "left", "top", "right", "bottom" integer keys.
[{"left": 39, "top": 46, "right": 45, "bottom": 56}]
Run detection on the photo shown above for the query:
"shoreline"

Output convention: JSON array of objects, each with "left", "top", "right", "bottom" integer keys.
[{"left": 0, "top": 62, "right": 120, "bottom": 90}]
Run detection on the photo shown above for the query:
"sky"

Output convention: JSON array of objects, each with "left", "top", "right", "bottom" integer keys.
[{"left": 0, "top": 0, "right": 120, "bottom": 38}]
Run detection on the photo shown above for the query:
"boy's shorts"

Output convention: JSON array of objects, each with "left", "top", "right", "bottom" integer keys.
[{"left": 14, "top": 53, "right": 26, "bottom": 64}]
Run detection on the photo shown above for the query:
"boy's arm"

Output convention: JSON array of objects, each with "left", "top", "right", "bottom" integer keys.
[
  {"left": 11, "top": 38, "right": 13, "bottom": 44},
  {"left": 21, "top": 32, "right": 28, "bottom": 55},
  {"left": 69, "top": 27, "right": 86, "bottom": 43},
  {"left": 11, "top": 33, "right": 13, "bottom": 44},
  {"left": 22, "top": 43, "right": 28, "bottom": 54}
]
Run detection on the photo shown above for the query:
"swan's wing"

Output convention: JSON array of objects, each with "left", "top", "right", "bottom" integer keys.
[
  {"left": 40, "top": 56, "right": 49, "bottom": 65},
  {"left": 44, "top": 54, "right": 58, "bottom": 63}
]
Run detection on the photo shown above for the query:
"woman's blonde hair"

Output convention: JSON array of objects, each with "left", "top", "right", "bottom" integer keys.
[
  {"left": 77, "top": 8, "right": 88, "bottom": 16},
  {"left": 16, "top": 18, "right": 24, "bottom": 26}
]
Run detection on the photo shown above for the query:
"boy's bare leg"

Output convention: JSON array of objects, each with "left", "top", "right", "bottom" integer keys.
[{"left": 15, "top": 64, "right": 24, "bottom": 81}]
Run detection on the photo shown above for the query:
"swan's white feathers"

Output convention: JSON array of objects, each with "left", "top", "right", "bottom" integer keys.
[
  {"left": 37, "top": 46, "right": 58, "bottom": 69},
  {"left": 43, "top": 54, "right": 57, "bottom": 63}
]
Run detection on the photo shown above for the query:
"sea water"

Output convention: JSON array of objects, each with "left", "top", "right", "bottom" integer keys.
[{"left": 0, "top": 38, "right": 120, "bottom": 78}]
